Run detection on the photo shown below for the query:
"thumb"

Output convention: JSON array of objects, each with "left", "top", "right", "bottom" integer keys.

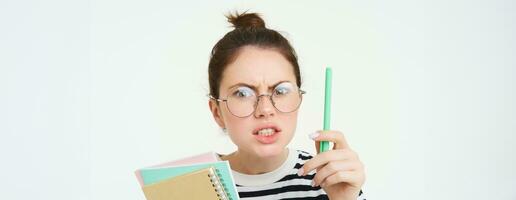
[{"left": 314, "top": 140, "right": 320, "bottom": 154}]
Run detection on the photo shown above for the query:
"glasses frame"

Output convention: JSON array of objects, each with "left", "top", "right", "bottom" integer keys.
[{"left": 208, "top": 89, "right": 306, "bottom": 118}]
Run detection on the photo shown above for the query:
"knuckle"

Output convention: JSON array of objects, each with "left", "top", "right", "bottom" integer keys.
[{"left": 326, "top": 162, "right": 337, "bottom": 172}]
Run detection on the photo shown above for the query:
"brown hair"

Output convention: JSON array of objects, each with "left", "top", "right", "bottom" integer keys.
[{"left": 208, "top": 11, "right": 302, "bottom": 99}]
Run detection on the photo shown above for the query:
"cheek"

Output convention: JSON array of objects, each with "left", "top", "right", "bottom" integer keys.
[
  {"left": 276, "top": 112, "right": 299, "bottom": 137},
  {"left": 283, "top": 111, "right": 299, "bottom": 126},
  {"left": 225, "top": 118, "right": 255, "bottom": 146},
  {"left": 221, "top": 109, "right": 252, "bottom": 133},
  {"left": 225, "top": 118, "right": 248, "bottom": 132}
]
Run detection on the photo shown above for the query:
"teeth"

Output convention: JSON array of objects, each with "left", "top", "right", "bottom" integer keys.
[{"left": 257, "top": 128, "right": 275, "bottom": 136}]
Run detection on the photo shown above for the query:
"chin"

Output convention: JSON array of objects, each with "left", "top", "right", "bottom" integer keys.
[{"left": 252, "top": 144, "right": 287, "bottom": 158}]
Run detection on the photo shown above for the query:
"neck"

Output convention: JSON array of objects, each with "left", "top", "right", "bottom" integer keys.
[{"left": 221, "top": 148, "right": 289, "bottom": 175}]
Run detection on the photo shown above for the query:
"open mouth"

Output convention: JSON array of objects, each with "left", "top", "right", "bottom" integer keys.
[
  {"left": 253, "top": 126, "right": 281, "bottom": 144},
  {"left": 255, "top": 128, "right": 277, "bottom": 136},
  {"left": 253, "top": 125, "right": 281, "bottom": 135}
]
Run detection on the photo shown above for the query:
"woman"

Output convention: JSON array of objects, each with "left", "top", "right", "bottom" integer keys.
[{"left": 207, "top": 11, "right": 366, "bottom": 200}]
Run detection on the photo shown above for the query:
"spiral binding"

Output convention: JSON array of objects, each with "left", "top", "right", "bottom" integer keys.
[{"left": 207, "top": 167, "right": 232, "bottom": 200}]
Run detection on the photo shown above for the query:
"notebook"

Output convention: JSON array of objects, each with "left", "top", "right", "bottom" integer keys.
[
  {"left": 134, "top": 152, "right": 219, "bottom": 187},
  {"left": 142, "top": 167, "right": 229, "bottom": 200},
  {"left": 139, "top": 161, "right": 239, "bottom": 200}
]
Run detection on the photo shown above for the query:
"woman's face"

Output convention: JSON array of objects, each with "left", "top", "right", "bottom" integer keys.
[{"left": 209, "top": 46, "right": 300, "bottom": 158}]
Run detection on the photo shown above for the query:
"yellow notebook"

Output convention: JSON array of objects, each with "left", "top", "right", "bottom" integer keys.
[{"left": 142, "top": 167, "right": 230, "bottom": 200}]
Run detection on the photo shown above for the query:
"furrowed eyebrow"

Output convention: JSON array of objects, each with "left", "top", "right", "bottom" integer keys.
[{"left": 227, "top": 80, "right": 290, "bottom": 92}]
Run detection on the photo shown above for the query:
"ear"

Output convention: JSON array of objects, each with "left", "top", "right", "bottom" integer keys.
[{"left": 209, "top": 99, "right": 226, "bottom": 129}]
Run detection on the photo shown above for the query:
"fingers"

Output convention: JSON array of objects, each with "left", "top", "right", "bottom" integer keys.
[
  {"left": 320, "top": 170, "right": 365, "bottom": 188},
  {"left": 304, "top": 129, "right": 366, "bottom": 189},
  {"left": 310, "top": 130, "right": 350, "bottom": 150},
  {"left": 311, "top": 160, "right": 362, "bottom": 187},
  {"left": 298, "top": 149, "right": 358, "bottom": 176}
]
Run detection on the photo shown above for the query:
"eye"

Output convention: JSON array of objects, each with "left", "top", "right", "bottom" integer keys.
[
  {"left": 231, "top": 87, "right": 255, "bottom": 98},
  {"left": 274, "top": 82, "right": 294, "bottom": 96}
]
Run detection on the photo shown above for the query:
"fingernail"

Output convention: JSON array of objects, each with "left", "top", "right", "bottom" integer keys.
[
  {"left": 297, "top": 168, "right": 304, "bottom": 176},
  {"left": 308, "top": 132, "right": 319, "bottom": 140}
]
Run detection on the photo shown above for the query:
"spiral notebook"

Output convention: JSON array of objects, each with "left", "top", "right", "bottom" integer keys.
[
  {"left": 142, "top": 167, "right": 230, "bottom": 200},
  {"left": 139, "top": 161, "right": 239, "bottom": 200},
  {"left": 134, "top": 152, "right": 219, "bottom": 187}
]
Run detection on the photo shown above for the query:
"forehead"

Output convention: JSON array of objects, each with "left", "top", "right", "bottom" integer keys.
[{"left": 221, "top": 46, "right": 296, "bottom": 90}]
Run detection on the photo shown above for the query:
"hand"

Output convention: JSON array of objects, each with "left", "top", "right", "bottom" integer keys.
[{"left": 297, "top": 130, "right": 365, "bottom": 200}]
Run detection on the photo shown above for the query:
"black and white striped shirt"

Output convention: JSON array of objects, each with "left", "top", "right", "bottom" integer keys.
[{"left": 229, "top": 149, "right": 366, "bottom": 200}]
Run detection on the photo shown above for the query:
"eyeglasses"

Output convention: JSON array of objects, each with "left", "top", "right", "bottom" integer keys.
[{"left": 209, "top": 82, "right": 306, "bottom": 118}]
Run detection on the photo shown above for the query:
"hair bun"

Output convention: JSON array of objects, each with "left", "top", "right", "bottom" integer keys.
[{"left": 226, "top": 11, "right": 266, "bottom": 29}]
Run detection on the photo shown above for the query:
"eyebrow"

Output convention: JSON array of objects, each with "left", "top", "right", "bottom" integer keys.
[{"left": 227, "top": 80, "right": 291, "bottom": 92}]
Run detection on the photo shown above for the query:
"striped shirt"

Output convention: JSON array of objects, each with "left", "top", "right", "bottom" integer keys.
[{"left": 227, "top": 149, "right": 366, "bottom": 200}]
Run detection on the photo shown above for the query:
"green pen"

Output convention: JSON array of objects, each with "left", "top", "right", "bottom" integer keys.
[{"left": 320, "top": 67, "right": 332, "bottom": 153}]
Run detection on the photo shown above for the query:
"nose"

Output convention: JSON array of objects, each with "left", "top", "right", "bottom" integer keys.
[{"left": 254, "top": 94, "right": 275, "bottom": 118}]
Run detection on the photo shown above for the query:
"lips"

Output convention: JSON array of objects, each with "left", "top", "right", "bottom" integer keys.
[{"left": 253, "top": 124, "right": 282, "bottom": 144}]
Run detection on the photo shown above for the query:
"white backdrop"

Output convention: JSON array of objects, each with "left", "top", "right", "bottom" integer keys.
[{"left": 1, "top": 0, "right": 515, "bottom": 199}]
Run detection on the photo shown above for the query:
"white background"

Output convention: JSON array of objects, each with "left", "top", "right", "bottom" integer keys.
[{"left": 1, "top": 0, "right": 515, "bottom": 199}]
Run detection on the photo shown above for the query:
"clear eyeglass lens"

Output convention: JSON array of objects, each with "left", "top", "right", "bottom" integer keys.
[
  {"left": 225, "top": 82, "right": 302, "bottom": 117},
  {"left": 226, "top": 87, "right": 257, "bottom": 117},
  {"left": 272, "top": 82, "right": 301, "bottom": 113}
]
